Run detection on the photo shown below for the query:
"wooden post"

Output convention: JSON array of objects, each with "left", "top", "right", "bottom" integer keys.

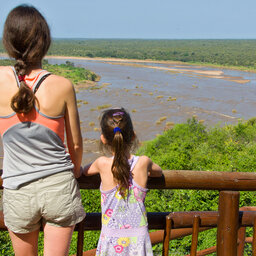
[
  {"left": 252, "top": 217, "right": 256, "bottom": 256},
  {"left": 217, "top": 191, "right": 240, "bottom": 256},
  {"left": 190, "top": 215, "right": 200, "bottom": 256},
  {"left": 237, "top": 226, "right": 246, "bottom": 256},
  {"left": 162, "top": 215, "right": 172, "bottom": 256},
  {"left": 76, "top": 219, "right": 85, "bottom": 256}
]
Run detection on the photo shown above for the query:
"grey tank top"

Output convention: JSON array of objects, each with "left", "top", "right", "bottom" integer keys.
[{"left": 0, "top": 69, "right": 74, "bottom": 189}]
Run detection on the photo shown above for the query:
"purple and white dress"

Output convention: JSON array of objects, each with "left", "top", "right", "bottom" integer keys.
[{"left": 96, "top": 156, "right": 153, "bottom": 256}]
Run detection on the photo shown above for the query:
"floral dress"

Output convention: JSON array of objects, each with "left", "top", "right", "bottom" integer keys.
[{"left": 96, "top": 156, "right": 153, "bottom": 256}]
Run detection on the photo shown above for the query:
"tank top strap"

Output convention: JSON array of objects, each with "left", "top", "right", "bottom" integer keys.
[
  {"left": 10, "top": 66, "right": 51, "bottom": 92},
  {"left": 11, "top": 66, "right": 20, "bottom": 88},
  {"left": 32, "top": 72, "right": 51, "bottom": 93},
  {"left": 129, "top": 155, "right": 140, "bottom": 172}
]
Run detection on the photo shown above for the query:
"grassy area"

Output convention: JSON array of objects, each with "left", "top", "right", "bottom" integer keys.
[{"left": 138, "top": 117, "right": 256, "bottom": 255}]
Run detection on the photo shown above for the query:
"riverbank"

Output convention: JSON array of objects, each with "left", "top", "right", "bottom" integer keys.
[
  {"left": 45, "top": 54, "right": 256, "bottom": 73},
  {"left": 1, "top": 52, "right": 255, "bottom": 74},
  {"left": 45, "top": 55, "right": 251, "bottom": 84}
]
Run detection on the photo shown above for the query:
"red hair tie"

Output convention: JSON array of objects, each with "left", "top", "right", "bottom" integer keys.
[{"left": 18, "top": 75, "right": 25, "bottom": 82}]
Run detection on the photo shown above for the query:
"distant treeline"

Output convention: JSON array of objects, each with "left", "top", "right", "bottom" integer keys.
[{"left": 1, "top": 39, "right": 255, "bottom": 69}]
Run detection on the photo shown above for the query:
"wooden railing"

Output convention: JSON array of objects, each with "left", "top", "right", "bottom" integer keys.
[{"left": 2, "top": 170, "right": 256, "bottom": 256}]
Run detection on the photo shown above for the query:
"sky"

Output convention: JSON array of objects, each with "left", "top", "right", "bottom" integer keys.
[{"left": 0, "top": 0, "right": 256, "bottom": 39}]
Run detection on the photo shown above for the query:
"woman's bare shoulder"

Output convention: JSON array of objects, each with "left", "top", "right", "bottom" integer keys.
[
  {"left": 45, "top": 74, "right": 73, "bottom": 88},
  {"left": 0, "top": 66, "right": 15, "bottom": 84},
  {"left": 0, "top": 66, "right": 13, "bottom": 76},
  {"left": 40, "top": 74, "right": 74, "bottom": 100},
  {"left": 0, "top": 66, "right": 12, "bottom": 71}
]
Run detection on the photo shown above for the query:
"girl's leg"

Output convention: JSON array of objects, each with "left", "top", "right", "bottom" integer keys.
[
  {"left": 8, "top": 229, "right": 39, "bottom": 256},
  {"left": 43, "top": 224, "right": 75, "bottom": 256}
]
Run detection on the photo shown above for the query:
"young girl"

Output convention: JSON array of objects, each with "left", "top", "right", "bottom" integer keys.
[{"left": 83, "top": 108, "right": 162, "bottom": 256}]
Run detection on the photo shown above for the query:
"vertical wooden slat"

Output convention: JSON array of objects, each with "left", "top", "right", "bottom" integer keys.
[
  {"left": 190, "top": 215, "right": 200, "bottom": 256},
  {"left": 252, "top": 217, "right": 256, "bottom": 256},
  {"left": 76, "top": 219, "right": 85, "bottom": 256},
  {"left": 162, "top": 215, "right": 172, "bottom": 256},
  {"left": 237, "top": 226, "right": 246, "bottom": 256},
  {"left": 217, "top": 191, "right": 240, "bottom": 256}
]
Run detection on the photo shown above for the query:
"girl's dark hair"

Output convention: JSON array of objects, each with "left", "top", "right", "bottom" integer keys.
[
  {"left": 3, "top": 5, "right": 51, "bottom": 114},
  {"left": 100, "top": 108, "right": 137, "bottom": 197}
]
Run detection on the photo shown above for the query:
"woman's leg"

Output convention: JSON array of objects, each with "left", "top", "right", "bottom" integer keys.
[
  {"left": 8, "top": 229, "right": 39, "bottom": 256},
  {"left": 43, "top": 224, "right": 75, "bottom": 256}
]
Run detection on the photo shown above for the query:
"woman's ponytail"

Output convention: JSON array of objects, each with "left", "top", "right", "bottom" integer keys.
[
  {"left": 3, "top": 5, "right": 51, "bottom": 114},
  {"left": 11, "top": 59, "right": 37, "bottom": 114}
]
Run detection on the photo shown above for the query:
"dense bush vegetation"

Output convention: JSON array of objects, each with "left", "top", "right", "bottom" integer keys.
[
  {"left": 139, "top": 117, "right": 256, "bottom": 173},
  {"left": 1, "top": 39, "right": 255, "bottom": 70},
  {"left": 43, "top": 60, "right": 98, "bottom": 83},
  {"left": 139, "top": 118, "right": 256, "bottom": 255},
  {"left": 0, "top": 59, "right": 98, "bottom": 84}
]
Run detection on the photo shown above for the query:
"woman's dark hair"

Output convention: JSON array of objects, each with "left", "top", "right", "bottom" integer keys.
[
  {"left": 3, "top": 5, "right": 51, "bottom": 114},
  {"left": 100, "top": 108, "right": 137, "bottom": 197}
]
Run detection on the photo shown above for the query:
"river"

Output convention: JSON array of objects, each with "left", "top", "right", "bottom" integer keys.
[
  {"left": 2, "top": 57, "right": 256, "bottom": 163},
  {"left": 45, "top": 57, "right": 256, "bottom": 163}
]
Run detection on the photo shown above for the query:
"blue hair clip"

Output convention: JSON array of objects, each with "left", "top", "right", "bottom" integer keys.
[{"left": 113, "top": 127, "right": 122, "bottom": 134}]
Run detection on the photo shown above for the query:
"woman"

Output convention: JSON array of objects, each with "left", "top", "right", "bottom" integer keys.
[{"left": 0, "top": 5, "right": 85, "bottom": 256}]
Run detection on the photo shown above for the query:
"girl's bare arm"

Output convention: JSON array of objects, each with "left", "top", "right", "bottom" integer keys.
[
  {"left": 83, "top": 157, "right": 102, "bottom": 176},
  {"left": 148, "top": 159, "right": 163, "bottom": 177}
]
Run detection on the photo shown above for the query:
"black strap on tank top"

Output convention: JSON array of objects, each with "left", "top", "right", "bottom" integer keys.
[{"left": 33, "top": 73, "right": 51, "bottom": 94}]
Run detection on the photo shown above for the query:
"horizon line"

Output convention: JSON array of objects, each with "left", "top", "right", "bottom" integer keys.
[
  {"left": 50, "top": 37, "right": 256, "bottom": 40},
  {"left": 1, "top": 37, "right": 256, "bottom": 41}
]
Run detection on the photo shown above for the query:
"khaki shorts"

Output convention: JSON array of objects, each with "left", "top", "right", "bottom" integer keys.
[{"left": 3, "top": 170, "right": 86, "bottom": 233}]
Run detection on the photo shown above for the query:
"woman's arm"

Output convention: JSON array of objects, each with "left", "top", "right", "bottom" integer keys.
[{"left": 64, "top": 81, "right": 83, "bottom": 178}]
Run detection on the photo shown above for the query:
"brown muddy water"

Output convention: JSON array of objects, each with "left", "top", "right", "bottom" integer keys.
[{"left": 2, "top": 58, "right": 256, "bottom": 165}]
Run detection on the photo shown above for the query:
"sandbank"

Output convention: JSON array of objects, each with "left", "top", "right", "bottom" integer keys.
[
  {"left": 0, "top": 54, "right": 251, "bottom": 84},
  {"left": 45, "top": 55, "right": 250, "bottom": 84}
]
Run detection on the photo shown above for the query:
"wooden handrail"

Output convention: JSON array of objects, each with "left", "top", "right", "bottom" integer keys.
[
  {"left": 77, "top": 170, "right": 256, "bottom": 191},
  {"left": 2, "top": 211, "right": 256, "bottom": 231},
  {"left": 1, "top": 169, "right": 256, "bottom": 190}
]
